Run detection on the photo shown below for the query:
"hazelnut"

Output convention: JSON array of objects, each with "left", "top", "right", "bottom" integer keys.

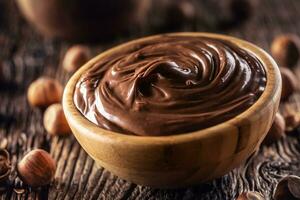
[
  {"left": 0, "top": 138, "right": 7, "bottom": 149},
  {"left": 263, "top": 112, "right": 286, "bottom": 145},
  {"left": 27, "top": 77, "right": 63, "bottom": 108},
  {"left": 271, "top": 34, "right": 300, "bottom": 68},
  {"left": 273, "top": 175, "right": 300, "bottom": 200},
  {"left": 63, "top": 45, "right": 91, "bottom": 73},
  {"left": 280, "top": 67, "right": 298, "bottom": 101},
  {"left": 43, "top": 103, "right": 71, "bottom": 136},
  {"left": 0, "top": 149, "right": 11, "bottom": 184},
  {"left": 236, "top": 191, "right": 264, "bottom": 200},
  {"left": 17, "top": 149, "right": 56, "bottom": 187},
  {"left": 285, "top": 111, "right": 300, "bottom": 132}
]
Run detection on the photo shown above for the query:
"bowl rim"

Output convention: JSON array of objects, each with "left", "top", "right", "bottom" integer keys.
[{"left": 63, "top": 32, "right": 281, "bottom": 145}]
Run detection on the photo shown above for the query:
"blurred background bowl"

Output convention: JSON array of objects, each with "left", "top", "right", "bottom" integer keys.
[{"left": 16, "top": 0, "right": 150, "bottom": 42}]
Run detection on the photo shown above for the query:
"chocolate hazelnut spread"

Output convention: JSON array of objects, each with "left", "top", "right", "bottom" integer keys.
[{"left": 74, "top": 35, "right": 266, "bottom": 136}]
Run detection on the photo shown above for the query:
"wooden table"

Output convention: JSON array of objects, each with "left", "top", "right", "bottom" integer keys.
[{"left": 1, "top": 0, "right": 300, "bottom": 199}]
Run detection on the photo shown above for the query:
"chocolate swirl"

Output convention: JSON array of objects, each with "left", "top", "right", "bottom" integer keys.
[{"left": 74, "top": 35, "right": 266, "bottom": 136}]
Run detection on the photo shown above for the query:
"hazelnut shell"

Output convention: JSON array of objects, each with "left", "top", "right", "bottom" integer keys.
[
  {"left": 63, "top": 45, "right": 91, "bottom": 73},
  {"left": 43, "top": 103, "right": 71, "bottom": 136},
  {"left": 280, "top": 67, "right": 298, "bottom": 101},
  {"left": 27, "top": 77, "right": 63, "bottom": 108},
  {"left": 263, "top": 112, "right": 285, "bottom": 145},
  {"left": 273, "top": 175, "right": 300, "bottom": 200},
  {"left": 17, "top": 149, "right": 56, "bottom": 187},
  {"left": 271, "top": 34, "right": 300, "bottom": 68}
]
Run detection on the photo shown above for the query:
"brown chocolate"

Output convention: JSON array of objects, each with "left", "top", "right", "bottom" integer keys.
[{"left": 74, "top": 35, "right": 266, "bottom": 136}]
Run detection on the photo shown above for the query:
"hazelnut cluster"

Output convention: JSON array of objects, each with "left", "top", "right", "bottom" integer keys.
[
  {"left": 259, "top": 33, "right": 300, "bottom": 198},
  {"left": 263, "top": 33, "right": 300, "bottom": 145},
  {"left": 271, "top": 34, "right": 300, "bottom": 102},
  {"left": 27, "top": 76, "right": 70, "bottom": 136},
  {"left": 15, "top": 44, "right": 92, "bottom": 189},
  {"left": 26, "top": 45, "right": 89, "bottom": 136}
]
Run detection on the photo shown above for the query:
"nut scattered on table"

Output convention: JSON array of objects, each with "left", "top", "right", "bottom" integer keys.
[
  {"left": 280, "top": 67, "right": 298, "bottom": 101},
  {"left": 273, "top": 175, "right": 300, "bottom": 200},
  {"left": 263, "top": 112, "right": 286, "bottom": 145},
  {"left": 17, "top": 149, "right": 56, "bottom": 187},
  {"left": 236, "top": 191, "right": 264, "bottom": 200},
  {"left": 0, "top": 138, "right": 7, "bottom": 149},
  {"left": 63, "top": 45, "right": 91, "bottom": 73},
  {"left": 27, "top": 77, "right": 63, "bottom": 108},
  {"left": 43, "top": 103, "right": 71, "bottom": 136},
  {"left": 0, "top": 149, "right": 11, "bottom": 184},
  {"left": 285, "top": 111, "right": 300, "bottom": 132},
  {"left": 271, "top": 34, "right": 300, "bottom": 68}
]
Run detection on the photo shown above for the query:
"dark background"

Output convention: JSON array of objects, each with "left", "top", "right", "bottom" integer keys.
[{"left": 1, "top": 0, "right": 300, "bottom": 199}]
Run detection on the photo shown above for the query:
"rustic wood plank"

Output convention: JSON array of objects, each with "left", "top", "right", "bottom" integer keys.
[{"left": 1, "top": 0, "right": 300, "bottom": 199}]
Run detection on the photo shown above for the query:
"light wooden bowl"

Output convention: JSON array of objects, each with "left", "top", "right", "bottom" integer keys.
[{"left": 63, "top": 33, "right": 281, "bottom": 188}]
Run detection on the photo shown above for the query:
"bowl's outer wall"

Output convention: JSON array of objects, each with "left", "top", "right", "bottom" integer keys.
[
  {"left": 16, "top": 0, "right": 145, "bottom": 41},
  {"left": 63, "top": 33, "right": 281, "bottom": 188}
]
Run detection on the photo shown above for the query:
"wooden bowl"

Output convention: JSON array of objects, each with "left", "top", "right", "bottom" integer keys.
[
  {"left": 63, "top": 32, "right": 281, "bottom": 188},
  {"left": 16, "top": 0, "right": 149, "bottom": 42}
]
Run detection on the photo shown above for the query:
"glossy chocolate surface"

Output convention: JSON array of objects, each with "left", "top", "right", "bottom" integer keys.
[{"left": 74, "top": 35, "right": 266, "bottom": 136}]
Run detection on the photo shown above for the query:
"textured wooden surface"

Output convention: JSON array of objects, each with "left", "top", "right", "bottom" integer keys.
[{"left": 1, "top": 0, "right": 300, "bottom": 199}]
